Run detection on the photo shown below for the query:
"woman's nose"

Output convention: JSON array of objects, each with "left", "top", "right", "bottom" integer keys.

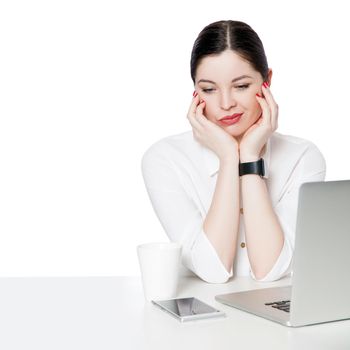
[{"left": 220, "top": 92, "right": 237, "bottom": 110}]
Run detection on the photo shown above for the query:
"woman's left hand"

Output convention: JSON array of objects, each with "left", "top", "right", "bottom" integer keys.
[{"left": 239, "top": 82, "right": 279, "bottom": 162}]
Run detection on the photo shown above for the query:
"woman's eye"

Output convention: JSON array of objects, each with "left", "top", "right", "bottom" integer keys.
[
  {"left": 202, "top": 88, "right": 215, "bottom": 93},
  {"left": 201, "top": 85, "right": 250, "bottom": 93},
  {"left": 236, "top": 84, "right": 250, "bottom": 90}
]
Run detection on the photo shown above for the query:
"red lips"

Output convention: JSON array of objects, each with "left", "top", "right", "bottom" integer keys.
[
  {"left": 218, "top": 113, "right": 243, "bottom": 126},
  {"left": 220, "top": 113, "right": 243, "bottom": 121}
]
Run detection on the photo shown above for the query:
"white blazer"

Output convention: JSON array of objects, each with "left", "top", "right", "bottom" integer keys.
[{"left": 141, "top": 131, "right": 326, "bottom": 283}]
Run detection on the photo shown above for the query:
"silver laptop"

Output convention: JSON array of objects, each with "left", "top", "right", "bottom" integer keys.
[{"left": 215, "top": 180, "right": 350, "bottom": 327}]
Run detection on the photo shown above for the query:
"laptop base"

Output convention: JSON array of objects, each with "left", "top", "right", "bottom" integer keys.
[{"left": 216, "top": 286, "right": 292, "bottom": 327}]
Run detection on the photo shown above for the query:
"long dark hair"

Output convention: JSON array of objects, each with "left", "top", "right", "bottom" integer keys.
[{"left": 190, "top": 20, "right": 269, "bottom": 84}]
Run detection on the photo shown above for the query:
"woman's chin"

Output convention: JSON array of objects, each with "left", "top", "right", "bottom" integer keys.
[{"left": 221, "top": 125, "right": 245, "bottom": 136}]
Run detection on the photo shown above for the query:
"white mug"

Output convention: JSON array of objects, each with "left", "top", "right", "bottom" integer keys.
[{"left": 137, "top": 242, "right": 182, "bottom": 301}]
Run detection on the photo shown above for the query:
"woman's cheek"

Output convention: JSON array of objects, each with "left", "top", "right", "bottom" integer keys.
[
  {"left": 202, "top": 104, "right": 209, "bottom": 119},
  {"left": 252, "top": 102, "right": 263, "bottom": 122},
  {"left": 203, "top": 103, "right": 215, "bottom": 121},
  {"left": 201, "top": 96, "right": 220, "bottom": 122},
  {"left": 249, "top": 94, "right": 261, "bottom": 112}
]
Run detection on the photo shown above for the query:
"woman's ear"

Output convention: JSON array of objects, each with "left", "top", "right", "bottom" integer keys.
[{"left": 266, "top": 68, "right": 273, "bottom": 86}]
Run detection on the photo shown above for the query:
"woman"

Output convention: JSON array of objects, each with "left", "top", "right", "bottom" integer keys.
[{"left": 141, "top": 20, "right": 326, "bottom": 283}]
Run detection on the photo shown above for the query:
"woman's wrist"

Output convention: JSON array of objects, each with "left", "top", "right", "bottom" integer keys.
[
  {"left": 219, "top": 149, "right": 240, "bottom": 165},
  {"left": 239, "top": 154, "right": 260, "bottom": 163},
  {"left": 240, "top": 144, "right": 266, "bottom": 163}
]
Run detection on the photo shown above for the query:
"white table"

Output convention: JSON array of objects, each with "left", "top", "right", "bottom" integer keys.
[{"left": 0, "top": 275, "right": 349, "bottom": 349}]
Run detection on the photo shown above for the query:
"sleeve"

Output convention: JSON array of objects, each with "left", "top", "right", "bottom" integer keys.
[
  {"left": 250, "top": 143, "right": 327, "bottom": 282},
  {"left": 141, "top": 146, "right": 232, "bottom": 283}
]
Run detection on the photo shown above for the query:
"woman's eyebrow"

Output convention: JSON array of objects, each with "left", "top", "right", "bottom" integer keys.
[{"left": 197, "top": 75, "right": 253, "bottom": 84}]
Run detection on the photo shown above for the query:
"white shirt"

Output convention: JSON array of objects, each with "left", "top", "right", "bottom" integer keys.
[{"left": 141, "top": 131, "right": 326, "bottom": 283}]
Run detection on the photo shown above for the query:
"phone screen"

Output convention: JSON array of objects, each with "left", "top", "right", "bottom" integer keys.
[{"left": 152, "top": 297, "right": 225, "bottom": 322}]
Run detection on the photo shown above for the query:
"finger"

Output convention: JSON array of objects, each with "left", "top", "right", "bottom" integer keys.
[
  {"left": 190, "top": 113, "right": 205, "bottom": 143},
  {"left": 195, "top": 100, "right": 210, "bottom": 125},
  {"left": 186, "top": 93, "right": 200, "bottom": 120},
  {"left": 256, "top": 94, "right": 272, "bottom": 126},
  {"left": 262, "top": 84, "right": 279, "bottom": 127},
  {"left": 187, "top": 95, "right": 202, "bottom": 127},
  {"left": 261, "top": 83, "right": 277, "bottom": 103},
  {"left": 188, "top": 109, "right": 202, "bottom": 131},
  {"left": 192, "top": 101, "right": 208, "bottom": 131}
]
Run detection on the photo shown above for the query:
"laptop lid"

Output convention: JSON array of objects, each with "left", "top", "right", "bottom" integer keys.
[{"left": 290, "top": 180, "right": 350, "bottom": 326}]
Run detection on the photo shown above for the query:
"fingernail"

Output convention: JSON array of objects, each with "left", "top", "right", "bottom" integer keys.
[
  {"left": 263, "top": 82, "right": 269, "bottom": 88},
  {"left": 193, "top": 91, "right": 198, "bottom": 97},
  {"left": 256, "top": 93, "right": 262, "bottom": 97},
  {"left": 200, "top": 99, "right": 205, "bottom": 103}
]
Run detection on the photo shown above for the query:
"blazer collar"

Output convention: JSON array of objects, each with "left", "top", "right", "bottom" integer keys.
[{"left": 201, "top": 137, "right": 271, "bottom": 179}]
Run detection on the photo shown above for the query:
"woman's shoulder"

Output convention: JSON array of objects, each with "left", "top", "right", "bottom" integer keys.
[
  {"left": 272, "top": 131, "right": 317, "bottom": 147},
  {"left": 141, "top": 130, "right": 198, "bottom": 165},
  {"left": 271, "top": 132, "right": 324, "bottom": 155},
  {"left": 143, "top": 130, "right": 196, "bottom": 156},
  {"left": 270, "top": 132, "right": 326, "bottom": 171}
]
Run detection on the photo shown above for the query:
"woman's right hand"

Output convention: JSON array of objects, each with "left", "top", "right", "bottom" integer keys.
[{"left": 187, "top": 93, "right": 239, "bottom": 162}]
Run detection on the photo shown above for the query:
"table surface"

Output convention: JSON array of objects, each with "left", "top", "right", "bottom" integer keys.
[{"left": 0, "top": 275, "right": 349, "bottom": 350}]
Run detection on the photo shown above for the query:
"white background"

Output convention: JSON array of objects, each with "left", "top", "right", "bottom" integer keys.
[{"left": 1, "top": 0, "right": 349, "bottom": 277}]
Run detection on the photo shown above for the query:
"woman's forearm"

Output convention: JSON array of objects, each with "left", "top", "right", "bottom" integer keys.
[
  {"left": 203, "top": 152, "right": 240, "bottom": 273},
  {"left": 241, "top": 174, "right": 284, "bottom": 279}
]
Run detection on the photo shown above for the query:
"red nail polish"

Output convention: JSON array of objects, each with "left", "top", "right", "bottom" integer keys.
[
  {"left": 193, "top": 91, "right": 196, "bottom": 96},
  {"left": 256, "top": 93, "right": 262, "bottom": 97},
  {"left": 263, "top": 82, "right": 269, "bottom": 88}
]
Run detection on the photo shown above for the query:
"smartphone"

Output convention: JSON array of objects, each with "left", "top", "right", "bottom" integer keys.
[{"left": 152, "top": 297, "right": 226, "bottom": 322}]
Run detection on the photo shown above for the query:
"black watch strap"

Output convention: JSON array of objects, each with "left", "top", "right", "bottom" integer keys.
[{"left": 239, "top": 158, "right": 265, "bottom": 177}]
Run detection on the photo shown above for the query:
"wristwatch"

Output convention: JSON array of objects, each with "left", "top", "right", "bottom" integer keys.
[{"left": 239, "top": 158, "right": 265, "bottom": 177}]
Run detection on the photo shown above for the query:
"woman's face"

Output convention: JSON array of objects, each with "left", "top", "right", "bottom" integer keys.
[{"left": 194, "top": 49, "right": 271, "bottom": 141}]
